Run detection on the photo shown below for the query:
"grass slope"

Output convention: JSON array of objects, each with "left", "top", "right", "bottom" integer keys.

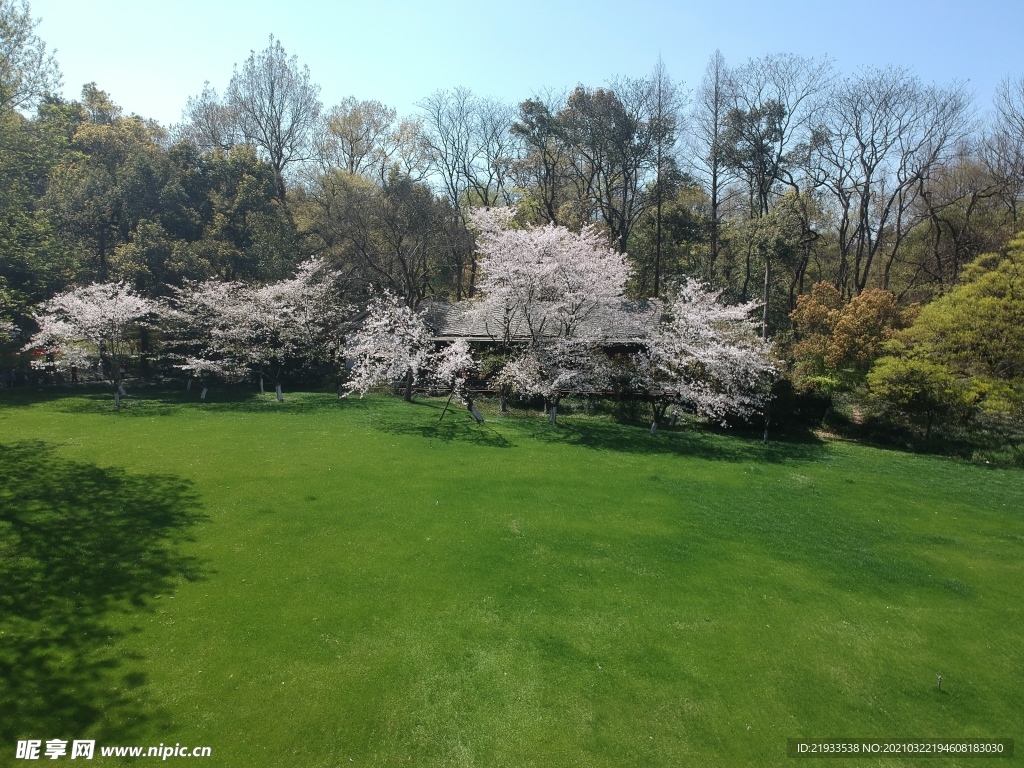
[{"left": 1, "top": 388, "right": 1021, "bottom": 766}]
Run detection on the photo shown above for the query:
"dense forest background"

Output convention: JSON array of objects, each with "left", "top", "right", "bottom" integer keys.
[{"left": 2, "top": 2, "right": 1022, "bottom": 457}]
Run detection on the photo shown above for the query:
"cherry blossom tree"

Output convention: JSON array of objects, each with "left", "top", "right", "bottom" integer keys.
[
  {"left": 165, "top": 258, "right": 347, "bottom": 400},
  {"left": 26, "top": 282, "right": 158, "bottom": 407},
  {"left": 428, "top": 337, "right": 482, "bottom": 421},
  {"left": 251, "top": 257, "right": 349, "bottom": 398},
  {"left": 427, "top": 337, "right": 475, "bottom": 396},
  {"left": 343, "top": 290, "right": 432, "bottom": 401},
  {"left": 497, "top": 338, "right": 611, "bottom": 423},
  {"left": 468, "top": 207, "right": 630, "bottom": 423},
  {"left": 162, "top": 279, "right": 251, "bottom": 399},
  {"left": 631, "top": 280, "right": 778, "bottom": 434}
]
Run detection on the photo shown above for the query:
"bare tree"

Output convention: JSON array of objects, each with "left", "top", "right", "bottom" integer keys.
[
  {"left": 648, "top": 56, "right": 686, "bottom": 298},
  {"left": 176, "top": 82, "right": 236, "bottom": 152},
  {"left": 417, "top": 87, "right": 516, "bottom": 209},
  {"left": 317, "top": 97, "right": 397, "bottom": 177},
  {"left": 417, "top": 87, "right": 518, "bottom": 297},
  {"left": 417, "top": 87, "right": 474, "bottom": 210},
  {"left": 688, "top": 50, "right": 736, "bottom": 284},
  {"left": 813, "top": 66, "right": 973, "bottom": 294},
  {"left": 912, "top": 140, "right": 1007, "bottom": 289},
  {"left": 981, "top": 75, "right": 1024, "bottom": 226},
  {"left": 0, "top": 0, "right": 60, "bottom": 112},
  {"left": 226, "top": 36, "right": 322, "bottom": 200},
  {"left": 724, "top": 53, "right": 833, "bottom": 213},
  {"left": 316, "top": 105, "right": 430, "bottom": 184},
  {"left": 720, "top": 53, "right": 832, "bottom": 333},
  {"left": 386, "top": 116, "right": 432, "bottom": 183},
  {"left": 471, "top": 96, "right": 518, "bottom": 207}
]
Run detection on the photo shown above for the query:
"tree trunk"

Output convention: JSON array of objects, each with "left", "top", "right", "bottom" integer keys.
[
  {"left": 709, "top": 169, "right": 719, "bottom": 283},
  {"left": 276, "top": 384, "right": 283, "bottom": 402},
  {"left": 650, "top": 401, "right": 668, "bottom": 435},
  {"left": 139, "top": 327, "right": 151, "bottom": 380},
  {"left": 741, "top": 241, "right": 752, "bottom": 302},
  {"left": 114, "top": 390, "right": 121, "bottom": 408},
  {"left": 403, "top": 369, "right": 414, "bottom": 402},
  {"left": 499, "top": 393, "right": 507, "bottom": 413},
  {"left": 186, "top": 378, "right": 192, "bottom": 391},
  {"left": 338, "top": 383, "right": 344, "bottom": 399},
  {"left": 654, "top": 196, "right": 663, "bottom": 298},
  {"left": 762, "top": 256, "right": 771, "bottom": 339},
  {"left": 260, "top": 375, "right": 265, "bottom": 394},
  {"left": 467, "top": 254, "right": 478, "bottom": 299},
  {"left": 201, "top": 387, "right": 208, "bottom": 400}
]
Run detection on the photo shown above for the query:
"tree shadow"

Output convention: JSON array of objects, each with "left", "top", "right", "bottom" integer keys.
[
  {"left": 0, "top": 440, "right": 208, "bottom": 744},
  {"left": 39, "top": 386, "right": 363, "bottom": 418},
  {"left": 510, "top": 414, "right": 827, "bottom": 464},
  {"left": 373, "top": 405, "right": 515, "bottom": 449},
  {"left": 365, "top": 395, "right": 825, "bottom": 461},
  {"left": 0, "top": 384, "right": 119, "bottom": 411}
]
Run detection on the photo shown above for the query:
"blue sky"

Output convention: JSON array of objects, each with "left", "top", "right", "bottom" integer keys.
[{"left": 32, "top": 0, "right": 1024, "bottom": 128}]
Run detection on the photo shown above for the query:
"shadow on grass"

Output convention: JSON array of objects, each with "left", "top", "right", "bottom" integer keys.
[
  {"left": 0, "top": 384, "right": 119, "bottom": 409},
  {"left": 3, "top": 387, "right": 825, "bottom": 463},
  {"left": 11, "top": 385, "right": 363, "bottom": 418},
  {"left": 374, "top": 407, "right": 516, "bottom": 449},
  {"left": 824, "top": 414, "right": 1024, "bottom": 469},
  {"left": 375, "top": 397, "right": 826, "bottom": 463},
  {"left": 521, "top": 417, "right": 826, "bottom": 463},
  {"left": 0, "top": 440, "right": 208, "bottom": 743}
]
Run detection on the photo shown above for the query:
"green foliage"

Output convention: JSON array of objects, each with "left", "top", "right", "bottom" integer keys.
[
  {"left": 866, "top": 355, "right": 973, "bottom": 436},
  {"left": 0, "top": 99, "right": 83, "bottom": 321},
  {"left": 868, "top": 237, "right": 1024, "bottom": 433},
  {"left": 0, "top": 0, "right": 61, "bottom": 113},
  {"left": 39, "top": 87, "right": 300, "bottom": 292},
  {"left": 42, "top": 87, "right": 173, "bottom": 281},
  {"left": 199, "top": 144, "right": 300, "bottom": 282},
  {"left": 720, "top": 100, "right": 786, "bottom": 216},
  {"left": 626, "top": 181, "right": 711, "bottom": 297}
]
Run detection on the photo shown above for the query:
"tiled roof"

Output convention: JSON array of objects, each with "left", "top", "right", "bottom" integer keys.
[{"left": 422, "top": 299, "right": 662, "bottom": 344}]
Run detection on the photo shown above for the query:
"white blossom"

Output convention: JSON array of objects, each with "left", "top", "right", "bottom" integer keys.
[
  {"left": 26, "top": 283, "right": 158, "bottom": 398},
  {"left": 165, "top": 258, "right": 349, "bottom": 386},
  {"left": 0, "top": 320, "right": 17, "bottom": 344},
  {"left": 634, "top": 279, "right": 778, "bottom": 426},
  {"left": 427, "top": 337, "right": 478, "bottom": 401},
  {"left": 469, "top": 207, "right": 630, "bottom": 342},
  {"left": 343, "top": 290, "right": 433, "bottom": 398},
  {"left": 468, "top": 207, "right": 628, "bottom": 418}
]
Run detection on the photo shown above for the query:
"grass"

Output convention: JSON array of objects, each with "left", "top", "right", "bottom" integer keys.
[{"left": 1, "top": 386, "right": 1021, "bottom": 766}]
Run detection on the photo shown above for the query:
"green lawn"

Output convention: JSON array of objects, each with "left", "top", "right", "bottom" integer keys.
[{"left": 1, "top": 388, "right": 1021, "bottom": 767}]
